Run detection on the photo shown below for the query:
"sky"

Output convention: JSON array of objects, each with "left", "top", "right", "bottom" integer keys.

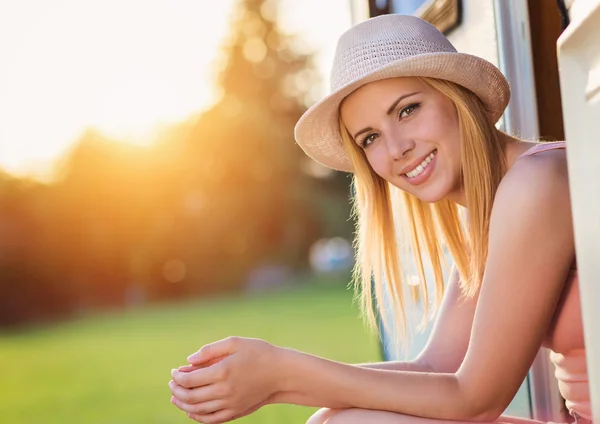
[{"left": 0, "top": 0, "right": 360, "bottom": 182}]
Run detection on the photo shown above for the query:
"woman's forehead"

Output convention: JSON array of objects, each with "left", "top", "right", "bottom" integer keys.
[
  {"left": 344, "top": 77, "right": 428, "bottom": 105},
  {"left": 340, "top": 77, "right": 429, "bottom": 116}
]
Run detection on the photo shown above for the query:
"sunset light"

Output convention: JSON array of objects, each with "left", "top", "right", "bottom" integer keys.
[
  {"left": 0, "top": 0, "right": 234, "bottom": 180},
  {"left": 0, "top": 0, "right": 354, "bottom": 182}
]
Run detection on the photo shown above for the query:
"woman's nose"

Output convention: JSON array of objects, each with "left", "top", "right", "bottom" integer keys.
[{"left": 385, "top": 135, "right": 415, "bottom": 160}]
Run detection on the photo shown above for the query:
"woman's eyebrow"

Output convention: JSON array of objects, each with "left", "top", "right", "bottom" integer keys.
[
  {"left": 386, "top": 91, "right": 420, "bottom": 115},
  {"left": 353, "top": 126, "right": 373, "bottom": 140},
  {"left": 352, "top": 91, "right": 421, "bottom": 140}
]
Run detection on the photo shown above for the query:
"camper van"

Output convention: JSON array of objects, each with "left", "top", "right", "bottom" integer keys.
[{"left": 351, "top": 0, "right": 600, "bottom": 421}]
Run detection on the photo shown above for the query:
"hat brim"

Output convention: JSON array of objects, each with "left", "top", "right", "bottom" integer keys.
[{"left": 294, "top": 52, "right": 510, "bottom": 173}]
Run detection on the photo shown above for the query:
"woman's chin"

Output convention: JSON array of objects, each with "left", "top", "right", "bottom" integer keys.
[
  {"left": 413, "top": 192, "right": 447, "bottom": 204},
  {"left": 390, "top": 180, "right": 449, "bottom": 203},
  {"left": 387, "top": 166, "right": 454, "bottom": 203},
  {"left": 418, "top": 187, "right": 453, "bottom": 203}
]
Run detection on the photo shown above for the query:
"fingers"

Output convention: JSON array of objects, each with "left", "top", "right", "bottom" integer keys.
[
  {"left": 170, "top": 395, "right": 225, "bottom": 416},
  {"left": 186, "top": 402, "right": 266, "bottom": 423},
  {"left": 177, "top": 364, "right": 200, "bottom": 373},
  {"left": 187, "top": 397, "right": 269, "bottom": 423},
  {"left": 187, "top": 409, "right": 236, "bottom": 424},
  {"left": 169, "top": 380, "right": 214, "bottom": 404},
  {"left": 187, "top": 337, "right": 241, "bottom": 364},
  {"left": 171, "top": 362, "right": 227, "bottom": 389},
  {"left": 179, "top": 356, "right": 227, "bottom": 372},
  {"left": 171, "top": 337, "right": 245, "bottom": 422}
]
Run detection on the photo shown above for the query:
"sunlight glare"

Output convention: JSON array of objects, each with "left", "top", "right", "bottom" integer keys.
[
  {"left": 0, "top": 0, "right": 354, "bottom": 182},
  {"left": 89, "top": 76, "right": 184, "bottom": 145},
  {"left": 0, "top": 0, "right": 235, "bottom": 180}
]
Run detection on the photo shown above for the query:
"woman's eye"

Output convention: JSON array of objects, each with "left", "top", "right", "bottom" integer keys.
[
  {"left": 361, "top": 133, "right": 377, "bottom": 148},
  {"left": 399, "top": 103, "right": 420, "bottom": 119}
]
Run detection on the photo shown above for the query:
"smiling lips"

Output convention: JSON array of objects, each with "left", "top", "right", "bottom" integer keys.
[
  {"left": 404, "top": 150, "right": 437, "bottom": 178},
  {"left": 402, "top": 150, "right": 437, "bottom": 185},
  {"left": 405, "top": 151, "right": 436, "bottom": 178}
]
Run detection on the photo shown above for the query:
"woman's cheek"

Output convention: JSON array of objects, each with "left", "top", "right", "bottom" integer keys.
[{"left": 366, "top": 150, "right": 390, "bottom": 179}]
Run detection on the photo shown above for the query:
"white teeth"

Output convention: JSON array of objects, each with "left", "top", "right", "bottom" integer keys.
[{"left": 405, "top": 151, "right": 436, "bottom": 178}]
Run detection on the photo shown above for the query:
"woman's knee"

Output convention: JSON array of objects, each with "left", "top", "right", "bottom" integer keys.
[
  {"left": 306, "top": 407, "right": 344, "bottom": 424},
  {"left": 307, "top": 408, "right": 384, "bottom": 424},
  {"left": 308, "top": 409, "right": 539, "bottom": 424}
]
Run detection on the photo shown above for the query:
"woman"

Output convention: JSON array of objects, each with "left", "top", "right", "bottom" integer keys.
[{"left": 168, "top": 14, "right": 589, "bottom": 424}]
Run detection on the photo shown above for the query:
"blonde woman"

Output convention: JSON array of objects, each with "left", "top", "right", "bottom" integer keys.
[{"left": 169, "top": 15, "right": 589, "bottom": 424}]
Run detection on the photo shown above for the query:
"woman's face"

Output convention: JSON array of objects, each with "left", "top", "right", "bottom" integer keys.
[{"left": 340, "top": 77, "right": 462, "bottom": 203}]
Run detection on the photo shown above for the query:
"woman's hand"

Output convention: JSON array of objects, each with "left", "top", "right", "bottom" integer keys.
[{"left": 169, "top": 336, "right": 283, "bottom": 423}]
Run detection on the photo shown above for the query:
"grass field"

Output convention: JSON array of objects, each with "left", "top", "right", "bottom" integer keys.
[{"left": 0, "top": 281, "right": 381, "bottom": 423}]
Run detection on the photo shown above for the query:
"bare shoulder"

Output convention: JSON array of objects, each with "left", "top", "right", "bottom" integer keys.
[
  {"left": 489, "top": 145, "right": 574, "bottom": 266},
  {"left": 459, "top": 146, "right": 575, "bottom": 410},
  {"left": 496, "top": 146, "right": 571, "bottom": 209}
]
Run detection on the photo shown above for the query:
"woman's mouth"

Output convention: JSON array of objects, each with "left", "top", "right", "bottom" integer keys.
[{"left": 402, "top": 150, "right": 437, "bottom": 185}]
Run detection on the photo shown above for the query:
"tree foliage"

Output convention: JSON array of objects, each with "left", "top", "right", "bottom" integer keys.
[{"left": 0, "top": 0, "right": 353, "bottom": 327}]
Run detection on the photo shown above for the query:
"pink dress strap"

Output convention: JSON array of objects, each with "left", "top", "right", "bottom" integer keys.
[{"left": 517, "top": 141, "right": 566, "bottom": 160}]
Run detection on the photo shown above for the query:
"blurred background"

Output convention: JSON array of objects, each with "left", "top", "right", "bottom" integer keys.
[{"left": 0, "top": 0, "right": 381, "bottom": 422}]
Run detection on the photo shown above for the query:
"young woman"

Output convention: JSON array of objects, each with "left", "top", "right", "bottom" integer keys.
[{"left": 168, "top": 14, "right": 589, "bottom": 424}]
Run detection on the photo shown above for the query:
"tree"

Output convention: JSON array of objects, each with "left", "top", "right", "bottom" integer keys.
[
  {"left": 178, "top": 0, "right": 353, "bottom": 290},
  {"left": 0, "top": 0, "right": 356, "bottom": 327}
]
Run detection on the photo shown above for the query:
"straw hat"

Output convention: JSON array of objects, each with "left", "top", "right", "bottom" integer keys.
[{"left": 294, "top": 14, "right": 510, "bottom": 173}]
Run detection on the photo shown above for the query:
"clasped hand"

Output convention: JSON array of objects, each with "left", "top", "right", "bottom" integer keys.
[{"left": 169, "top": 336, "right": 282, "bottom": 423}]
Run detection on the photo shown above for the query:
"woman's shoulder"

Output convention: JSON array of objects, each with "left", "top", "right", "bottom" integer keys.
[
  {"left": 499, "top": 142, "right": 570, "bottom": 200},
  {"left": 491, "top": 143, "right": 572, "bottom": 236},
  {"left": 487, "top": 142, "right": 575, "bottom": 280}
]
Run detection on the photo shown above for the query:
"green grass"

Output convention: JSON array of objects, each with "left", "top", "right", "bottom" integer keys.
[{"left": 0, "top": 283, "right": 381, "bottom": 423}]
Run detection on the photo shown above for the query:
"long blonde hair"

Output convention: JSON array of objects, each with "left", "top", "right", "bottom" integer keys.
[{"left": 341, "top": 77, "right": 507, "bottom": 345}]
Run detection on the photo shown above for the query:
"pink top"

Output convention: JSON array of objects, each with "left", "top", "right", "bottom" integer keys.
[{"left": 518, "top": 141, "right": 591, "bottom": 422}]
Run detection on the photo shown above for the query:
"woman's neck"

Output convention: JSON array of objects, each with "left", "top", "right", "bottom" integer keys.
[
  {"left": 446, "top": 132, "right": 537, "bottom": 208},
  {"left": 500, "top": 132, "right": 539, "bottom": 170}
]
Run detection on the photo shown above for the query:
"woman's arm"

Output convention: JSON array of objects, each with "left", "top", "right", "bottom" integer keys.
[
  {"left": 357, "top": 266, "right": 477, "bottom": 374},
  {"left": 273, "top": 155, "right": 574, "bottom": 420},
  {"left": 170, "top": 154, "right": 574, "bottom": 423},
  {"left": 171, "top": 269, "right": 479, "bottom": 417}
]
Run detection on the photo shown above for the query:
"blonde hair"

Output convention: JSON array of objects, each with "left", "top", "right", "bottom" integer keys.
[{"left": 341, "top": 77, "right": 506, "bottom": 346}]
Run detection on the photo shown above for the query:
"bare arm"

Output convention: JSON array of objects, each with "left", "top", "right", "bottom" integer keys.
[
  {"left": 276, "top": 155, "right": 574, "bottom": 420},
  {"left": 270, "top": 258, "right": 477, "bottom": 408},
  {"left": 357, "top": 267, "right": 476, "bottom": 374},
  {"left": 170, "top": 153, "right": 575, "bottom": 422},
  {"left": 266, "top": 268, "right": 475, "bottom": 409}
]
